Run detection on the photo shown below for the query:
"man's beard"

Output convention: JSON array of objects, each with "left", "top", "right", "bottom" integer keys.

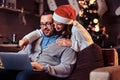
[{"left": 43, "top": 29, "right": 56, "bottom": 37}]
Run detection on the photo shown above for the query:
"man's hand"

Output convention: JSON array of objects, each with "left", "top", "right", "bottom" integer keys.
[
  {"left": 19, "top": 38, "right": 29, "bottom": 49},
  {"left": 31, "top": 62, "right": 44, "bottom": 71},
  {"left": 56, "top": 38, "right": 72, "bottom": 47}
]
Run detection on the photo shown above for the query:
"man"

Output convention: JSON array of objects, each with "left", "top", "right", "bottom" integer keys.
[{"left": 0, "top": 11, "right": 76, "bottom": 80}]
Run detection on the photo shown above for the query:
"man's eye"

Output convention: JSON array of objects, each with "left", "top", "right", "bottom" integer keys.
[
  {"left": 40, "top": 22, "right": 44, "bottom": 25},
  {"left": 40, "top": 22, "right": 53, "bottom": 26},
  {"left": 46, "top": 22, "right": 53, "bottom": 25}
]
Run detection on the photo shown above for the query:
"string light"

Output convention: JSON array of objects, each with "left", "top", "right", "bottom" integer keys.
[
  {"left": 89, "top": 0, "right": 96, "bottom": 5},
  {"left": 94, "top": 24, "right": 100, "bottom": 32},
  {"left": 93, "top": 18, "right": 98, "bottom": 24}
]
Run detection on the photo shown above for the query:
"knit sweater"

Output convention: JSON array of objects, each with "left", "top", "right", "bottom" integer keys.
[{"left": 19, "top": 37, "right": 76, "bottom": 78}]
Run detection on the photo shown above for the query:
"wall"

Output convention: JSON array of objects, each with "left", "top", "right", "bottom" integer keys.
[
  {"left": 0, "top": 10, "right": 39, "bottom": 44},
  {"left": 0, "top": 0, "right": 120, "bottom": 47},
  {"left": 100, "top": 0, "right": 120, "bottom": 47}
]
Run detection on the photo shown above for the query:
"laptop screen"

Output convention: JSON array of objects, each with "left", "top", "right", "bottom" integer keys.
[{"left": 0, "top": 52, "right": 33, "bottom": 70}]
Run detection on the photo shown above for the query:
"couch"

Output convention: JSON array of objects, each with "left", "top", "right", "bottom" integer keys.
[
  {"left": 1, "top": 43, "right": 119, "bottom": 80},
  {"left": 66, "top": 43, "right": 104, "bottom": 80},
  {"left": 66, "top": 43, "right": 119, "bottom": 80},
  {"left": 90, "top": 48, "right": 120, "bottom": 80},
  {"left": 51, "top": 43, "right": 105, "bottom": 80}
]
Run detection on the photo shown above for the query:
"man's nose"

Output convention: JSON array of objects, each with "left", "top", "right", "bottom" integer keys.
[{"left": 43, "top": 25, "right": 48, "bottom": 29}]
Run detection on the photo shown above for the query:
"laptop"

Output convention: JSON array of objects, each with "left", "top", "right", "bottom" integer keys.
[{"left": 0, "top": 52, "right": 33, "bottom": 71}]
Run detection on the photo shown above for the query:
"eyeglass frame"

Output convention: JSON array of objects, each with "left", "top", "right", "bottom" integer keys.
[{"left": 40, "top": 22, "right": 53, "bottom": 27}]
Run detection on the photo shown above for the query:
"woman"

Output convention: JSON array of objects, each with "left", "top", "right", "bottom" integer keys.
[{"left": 53, "top": 5, "right": 94, "bottom": 52}]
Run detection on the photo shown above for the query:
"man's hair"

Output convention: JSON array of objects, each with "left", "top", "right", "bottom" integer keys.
[
  {"left": 41, "top": 10, "right": 54, "bottom": 16},
  {"left": 39, "top": 10, "right": 54, "bottom": 24}
]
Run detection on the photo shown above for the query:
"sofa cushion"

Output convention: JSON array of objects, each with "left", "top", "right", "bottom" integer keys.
[
  {"left": 90, "top": 66, "right": 120, "bottom": 80},
  {"left": 68, "top": 43, "right": 104, "bottom": 80}
]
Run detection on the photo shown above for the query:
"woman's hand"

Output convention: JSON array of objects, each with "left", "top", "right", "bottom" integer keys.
[
  {"left": 56, "top": 38, "right": 72, "bottom": 47},
  {"left": 31, "top": 62, "right": 44, "bottom": 71}
]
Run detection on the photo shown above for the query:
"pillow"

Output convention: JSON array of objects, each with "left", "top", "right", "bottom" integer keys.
[{"left": 68, "top": 43, "right": 104, "bottom": 80}]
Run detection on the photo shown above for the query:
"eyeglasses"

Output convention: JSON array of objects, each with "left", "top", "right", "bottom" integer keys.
[{"left": 40, "top": 22, "right": 53, "bottom": 27}]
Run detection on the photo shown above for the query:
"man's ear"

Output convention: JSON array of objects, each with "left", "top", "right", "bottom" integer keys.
[{"left": 115, "top": 6, "right": 120, "bottom": 16}]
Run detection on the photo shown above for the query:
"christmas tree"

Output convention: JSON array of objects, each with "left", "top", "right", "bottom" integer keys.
[{"left": 77, "top": 0, "right": 110, "bottom": 48}]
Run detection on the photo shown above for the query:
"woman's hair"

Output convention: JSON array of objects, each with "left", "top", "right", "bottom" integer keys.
[{"left": 62, "top": 24, "right": 72, "bottom": 39}]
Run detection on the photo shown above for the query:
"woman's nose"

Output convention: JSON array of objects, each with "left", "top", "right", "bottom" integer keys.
[{"left": 53, "top": 22, "right": 57, "bottom": 27}]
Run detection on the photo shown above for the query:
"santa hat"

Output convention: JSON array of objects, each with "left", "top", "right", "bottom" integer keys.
[{"left": 53, "top": 5, "right": 76, "bottom": 24}]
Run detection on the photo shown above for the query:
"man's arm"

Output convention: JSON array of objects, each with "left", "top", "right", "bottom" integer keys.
[{"left": 19, "top": 29, "right": 42, "bottom": 49}]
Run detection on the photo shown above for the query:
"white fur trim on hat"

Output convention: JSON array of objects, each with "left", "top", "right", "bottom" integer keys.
[{"left": 53, "top": 12, "right": 73, "bottom": 24}]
